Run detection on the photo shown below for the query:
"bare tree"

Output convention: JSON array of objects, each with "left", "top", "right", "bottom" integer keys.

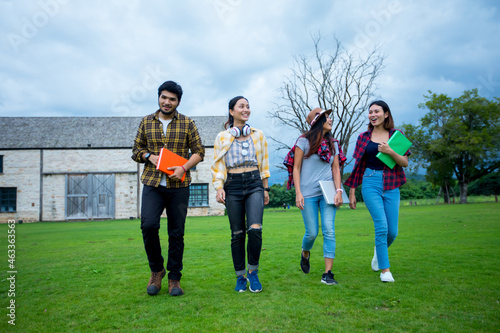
[{"left": 269, "top": 34, "right": 384, "bottom": 172}]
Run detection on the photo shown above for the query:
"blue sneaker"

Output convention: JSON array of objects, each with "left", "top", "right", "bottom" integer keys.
[
  {"left": 235, "top": 275, "right": 247, "bottom": 292},
  {"left": 247, "top": 270, "right": 262, "bottom": 293}
]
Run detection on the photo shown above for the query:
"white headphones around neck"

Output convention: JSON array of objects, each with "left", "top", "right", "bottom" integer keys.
[{"left": 230, "top": 124, "right": 251, "bottom": 138}]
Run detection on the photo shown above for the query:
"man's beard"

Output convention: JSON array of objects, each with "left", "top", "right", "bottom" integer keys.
[{"left": 159, "top": 109, "right": 175, "bottom": 116}]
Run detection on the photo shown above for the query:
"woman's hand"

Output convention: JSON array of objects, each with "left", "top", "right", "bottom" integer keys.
[
  {"left": 334, "top": 191, "right": 343, "bottom": 207},
  {"left": 332, "top": 155, "right": 343, "bottom": 207},
  {"left": 378, "top": 141, "right": 409, "bottom": 167},
  {"left": 264, "top": 191, "right": 269, "bottom": 205},
  {"left": 378, "top": 142, "right": 392, "bottom": 154},
  {"left": 293, "top": 147, "right": 304, "bottom": 210},
  {"left": 349, "top": 188, "right": 357, "bottom": 210},
  {"left": 296, "top": 192, "right": 305, "bottom": 210},
  {"left": 216, "top": 188, "right": 226, "bottom": 204}
]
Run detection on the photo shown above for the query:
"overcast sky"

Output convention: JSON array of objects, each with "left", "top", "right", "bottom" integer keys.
[{"left": 1, "top": 0, "right": 499, "bottom": 183}]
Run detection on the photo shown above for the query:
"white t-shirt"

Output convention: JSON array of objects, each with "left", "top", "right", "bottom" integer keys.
[{"left": 158, "top": 118, "right": 172, "bottom": 187}]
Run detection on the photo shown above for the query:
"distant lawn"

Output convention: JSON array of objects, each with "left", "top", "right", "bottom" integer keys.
[{"left": 0, "top": 203, "right": 499, "bottom": 332}]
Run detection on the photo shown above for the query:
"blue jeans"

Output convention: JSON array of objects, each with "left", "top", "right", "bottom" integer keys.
[
  {"left": 300, "top": 195, "right": 337, "bottom": 259},
  {"left": 224, "top": 170, "right": 264, "bottom": 276},
  {"left": 361, "top": 168, "right": 400, "bottom": 270}
]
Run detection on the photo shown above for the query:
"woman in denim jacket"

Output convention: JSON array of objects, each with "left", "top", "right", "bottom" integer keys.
[
  {"left": 211, "top": 96, "right": 270, "bottom": 293},
  {"left": 345, "top": 100, "right": 410, "bottom": 283}
]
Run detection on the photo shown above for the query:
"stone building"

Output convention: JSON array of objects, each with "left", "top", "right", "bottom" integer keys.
[{"left": 0, "top": 116, "right": 226, "bottom": 223}]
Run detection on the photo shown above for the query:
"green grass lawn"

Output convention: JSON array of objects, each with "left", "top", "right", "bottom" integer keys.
[{"left": 1, "top": 203, "right": 499, "bottom": 332}]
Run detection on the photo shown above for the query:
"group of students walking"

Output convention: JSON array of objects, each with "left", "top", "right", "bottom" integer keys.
[{"left": 132, "top": 80, "right": 410, "bottom": 296}]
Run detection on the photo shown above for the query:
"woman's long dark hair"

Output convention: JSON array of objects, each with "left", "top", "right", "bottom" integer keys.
[
  {"left": 303, "top": 114, "right": 335, "bottom": 159},
  {"left": 224, "top": 96, "right": 248, "bottom": 129}
]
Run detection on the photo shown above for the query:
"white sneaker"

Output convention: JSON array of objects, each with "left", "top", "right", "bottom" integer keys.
[
  {"left": 371, "top": 246, "right": 379, "bottom": 272},
  {"left": 380, "top": 271, "right": 395, "bottom": 283}
]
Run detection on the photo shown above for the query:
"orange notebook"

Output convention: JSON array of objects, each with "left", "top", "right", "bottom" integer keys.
[{"left": 156, "top": 148, "right": 188, "bottom": 181}]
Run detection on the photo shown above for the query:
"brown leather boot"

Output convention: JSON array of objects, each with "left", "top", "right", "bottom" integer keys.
[
  {"left": 146, "top": 268, "right": 166, "bottom": 295},
  {"left": 168, "top": 279, "right": 184, "bottom": 296}
]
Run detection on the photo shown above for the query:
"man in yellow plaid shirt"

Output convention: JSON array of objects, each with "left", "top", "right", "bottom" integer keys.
[{"left": 132, "top": 81, "right": 205, "bottom": 296}]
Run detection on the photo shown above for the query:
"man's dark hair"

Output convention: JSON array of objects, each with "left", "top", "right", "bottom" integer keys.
[{"left": 158, "top": 81, "right": 183, "bottom": 101}]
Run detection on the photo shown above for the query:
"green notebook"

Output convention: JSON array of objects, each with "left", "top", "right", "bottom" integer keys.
[{"left": 376, "top": 130, "right": 412, "bottom": 169}]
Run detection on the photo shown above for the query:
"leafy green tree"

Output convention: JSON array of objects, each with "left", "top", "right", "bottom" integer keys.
[
  {"left": 468, "top": 173, "right": 500, "bottom": 201},
  {"left": 402, "top": 98, "right": 456, "bottom": 203},
  {"left": 343, "top": 172, "right": 363, "bottom": 202},
  {"left": 402, "top": 89, "right": 500, "bottom": 203},
  {"left": 268, "top": 182, "right": 296, "bottom": 208},
  {"left": 425, "top": 159, "right": 456, "bottom": 203},
  {"left": 399, "top": 176, "right": 440, "bottom": 200}
]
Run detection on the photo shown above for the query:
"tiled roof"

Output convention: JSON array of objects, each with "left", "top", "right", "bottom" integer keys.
[{"left": 0, "top": 116, "right": 227, "bottom": 149}]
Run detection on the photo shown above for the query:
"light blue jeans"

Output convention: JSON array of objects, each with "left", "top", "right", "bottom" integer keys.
[
  {"left": 361, "top": 168, "right": 400, "bottom": 270},
  {"left": 300, "top": 195, "right": 336, "bottom": 258}
]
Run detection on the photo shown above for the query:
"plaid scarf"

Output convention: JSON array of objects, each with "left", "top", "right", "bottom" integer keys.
[{"left": 283, "top": 137, "right": 346, "bottom": 190}]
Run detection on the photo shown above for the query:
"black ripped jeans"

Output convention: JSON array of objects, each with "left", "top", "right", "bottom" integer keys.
[{"left": 224, "top": 170, "right": 264, "bottom": 276}]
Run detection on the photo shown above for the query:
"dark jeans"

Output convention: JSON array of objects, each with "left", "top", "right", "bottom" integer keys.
[
  {"left": 224, "top": 170, "right": 264, "bottom": 276},
  {"left": 140, "top": 185, "right": 189, "bottom": 281}
]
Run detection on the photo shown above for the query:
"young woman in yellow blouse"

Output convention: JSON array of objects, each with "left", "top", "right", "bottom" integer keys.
[{"left": 211, "top": 96, "right": 270, "bottom": 293}]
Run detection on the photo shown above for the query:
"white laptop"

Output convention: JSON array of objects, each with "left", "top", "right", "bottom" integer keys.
[{"left": 318, "top": 181, "right": 350, "bottom": 205}]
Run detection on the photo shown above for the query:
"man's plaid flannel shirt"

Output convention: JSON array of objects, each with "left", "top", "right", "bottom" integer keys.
[
  {"left": 344, "top": 128, "right": 411, "bottom": 191},
  {"left": 131, "top": 110, "right": 205, "bottom": 188}
]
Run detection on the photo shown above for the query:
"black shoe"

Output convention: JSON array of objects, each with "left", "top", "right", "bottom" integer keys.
[
  {"left": 321, "top": 270, "right": 338, "bottom": 285},
  {"left": 300, "top": 251, "right": 310, "bottom": 274}
]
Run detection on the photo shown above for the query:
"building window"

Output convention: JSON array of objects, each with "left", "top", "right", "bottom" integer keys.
[
  {"left": 189, "top": 183, "right": 209, "bottom": 207},
  {"left": 0, "top": 155, "right": 3, "bottom": 173},
  {"left": 0, "top": 188, "right": 16, "bottom": 212}
]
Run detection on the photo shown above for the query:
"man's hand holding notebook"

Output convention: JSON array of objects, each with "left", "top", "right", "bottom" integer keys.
[{"left": 156, "top": 148, "right": 188, "bottom": 181}]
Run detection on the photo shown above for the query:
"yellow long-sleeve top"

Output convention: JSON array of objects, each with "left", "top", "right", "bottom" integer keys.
[{"left": 211, "top": 128, "right": 270, "bottom": 190}]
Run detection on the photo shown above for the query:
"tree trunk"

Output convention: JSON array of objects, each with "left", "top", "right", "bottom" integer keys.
[
  {"left": 450, "top": 186, "right": 457, "bottom": 204},
  {"left": 459, "top": 182, "right": 468, "bottom": 203},
  {"left": 443, "top": 185, "right": 450, "bottom": 204}
]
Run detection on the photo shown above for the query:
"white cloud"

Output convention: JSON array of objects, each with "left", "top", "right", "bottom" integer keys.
[{"left": 1, "top": 0, "right": 499, "bottom": 182}]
